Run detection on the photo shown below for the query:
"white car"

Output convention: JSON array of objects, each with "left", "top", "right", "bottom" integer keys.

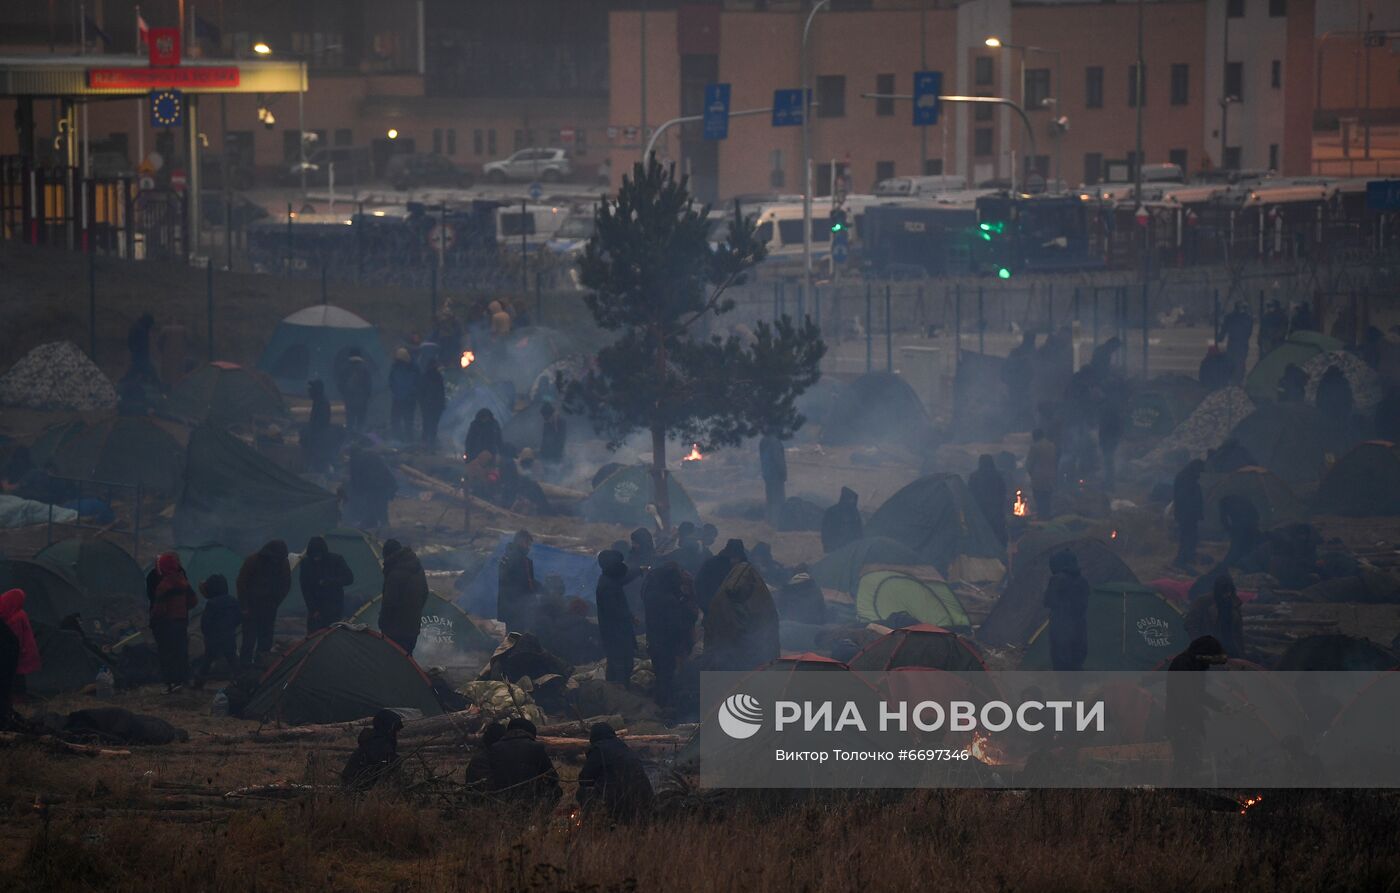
[{"left": 482, "top": 148, "right": 572, "bottom": 184}]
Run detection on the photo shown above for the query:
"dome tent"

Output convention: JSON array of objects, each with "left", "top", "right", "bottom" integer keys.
[
  {"left": 808, "top": 536, "right": 925, "bottom": 596},
  {"left": 579, "top": 465, "right": 700, "bottom": 529},
  {"left": 979, "top": 535, "right": 1137, "bottom": 646},
  {"left": 349, "top": 591, "right": 495, "bottom": 655},
  {"left": 167, "top": 362, "right": 287, "bottom": 427},
  {"left": 1244, "top": 331, "right": 1343, "bottom": 404},
  {"left": 1229, "top": 403, "right": 1347, "bottom": 485},
  {"left": 27, "top": 623, "right": 104, "bottom": 696},
  {"left": 1274, "top": 634, "right": 1396, "bottom": 671},
  {"left": 819, "top": 372, "right": 929, "bottom": 448},
  {"left": 0, "top": 341, "right": 117, "bottom": 412},
  {"left": 848, "top": 624, "right": 987, "bottom": 673},
  {"left": 1021, "top": 583, "right": 1185, "bottom": 671},
  {"left": 34, "top": 537, "right": 145, "bottom": 604},
  {"left": 457, "top": 534, "right": 600, "bottom": 618},
  {"left": 1315, "top": 441, "right": 1400, "bottom": 517},
  {"left": 1302, "top": 350, "right": 1382, "bottom": 412},
  {"left": 1201, "top": 466, "right": 1307, "bottom": 537},
  {"left": 0, "top": 559, "right": 87, "bottom": 627},
  {"left": 50, "top": 416, "right": 186, "bottom": 494},
  {"left": 243, "top": 624, "right": 443, "bottom": 725},
  {"left": 284, "top": 528, "right": 385, "bottom": 617},
  {"left": 258, "top": 305, "right": 389, "bottom": 399},
  {"left": 855, "top": 570, "right": 970, "bottom": 633},
  {"left": 865, "top": 473, "right": 1004, "bottom": 575},
  {"left": 164, "top": 542, "right": 246, "bottom": 592}
]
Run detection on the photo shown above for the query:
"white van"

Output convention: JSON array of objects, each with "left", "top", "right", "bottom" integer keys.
[{"left": 494, "top": 203, "right": 568, "bottom": 248}]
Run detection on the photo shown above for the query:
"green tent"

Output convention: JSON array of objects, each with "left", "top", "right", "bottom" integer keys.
[
  {"left": 244, "top": 624, "right": 444, "bottom": 725},
  {"left": 579, "top": 465, "right": 700, "bottom": 528},
  {"left": 51, "top": 416, "right": 186, "bottom": 493},
  {"left": 809, "top": 536, "right": 925, "bottom": 596},
  {"left": 855, "top": 570, "right": 970, "bottom": 633},
  {"left": 820, "top": 372, "right": 929, "bottom": 447},
  {"left": 1230, "top": 403, "right": 1343, "bottom": 485},
  {"left": 1021, "top": 583, "right": 1185, "bottom": 671},
  {"left": 865, "top": 473, "right": 1004, "bottom": 574},
  {"left": 34, "top": 537, "right": 145, "bottom": 604},
  {"left": 1202, "top": 466, "right": 1306, "bottom": 536},
  {"left": 258, "top": 305, "right": 389, "bottom": 399},
  {"left": 173, "top": 426, "right": 340, "bottom": 555},
  {"left": 348, "top": 592, "right": 495, "bottom": 654},
  {"left": 979, "top": 536, "right": 1137, "bottom": 645},
  {"left": 284, "top": 528, "right": 385, "bottom": 616},
  {"left": 29, "top": 420, "right": 86, "bottom": 471},
  {"left": 848, "top": 624, "right": 986, "bottom": 672},
  {"left": 1315, "top": 441, "right": 1400, "bottom": 517},
  {"left": 1244, "top": 331, "right": 1343, "bottom": 403},
  {"left": 27, "top": 622, "right": 104, "bottom": 696},
  {"left": 166, "top": 542, "right": 246, "bottom": 591},
  {"left": 0, "top": 559, "right": 87, "bottom": 627},
  {"left": 167, "top": 362, "right": 287, "bottom": 427},
  {"left": 1124, "top": 385, "right": 1204, "bottom": 441}
]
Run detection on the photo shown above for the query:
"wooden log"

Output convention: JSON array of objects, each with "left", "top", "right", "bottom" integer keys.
[
  {"left": 0, "top": 731, "right": 131, "bottom": 757},
  {"left": 399, "top": 465, "right": 527, "bottom": 519}
]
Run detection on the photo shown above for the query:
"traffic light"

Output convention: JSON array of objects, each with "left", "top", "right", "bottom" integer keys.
[
  {"left": 830, "top": 208, "right": 848, "bottom": 234},
  {"left": 997, "top": 266, "right": 1012, "bottom": 279}
]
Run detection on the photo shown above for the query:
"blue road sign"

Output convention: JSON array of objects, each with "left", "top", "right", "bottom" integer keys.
[
  {"left": 912, "top": 71, "right": 942, "bottom": 126},
  {"left": 832, "top": 230, "right": 850, "bottom": 264},
  {"left": 703, "top": 83, "right": 732, "bottom": 141},
  {"left": 528, "top": 181, "right": 543, "bottom": 201},
  {"left": 1366, "top": 179, "right": 1400, "bottom": 212},
  {"left": 772, "top": 89, "right": 804, "bottom": 127},
  {"left": 149, "top": 89, "right": 184, "bottom": 128}
]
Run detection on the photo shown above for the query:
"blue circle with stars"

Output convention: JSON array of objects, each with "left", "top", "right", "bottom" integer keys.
[{"left": 151, "top": 90, "right": 183, "bottom": 126}]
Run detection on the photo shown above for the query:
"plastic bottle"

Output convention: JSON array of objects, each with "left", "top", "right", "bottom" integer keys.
[{"left": 95, "top": 665, "right": 115, "bottom": 700}]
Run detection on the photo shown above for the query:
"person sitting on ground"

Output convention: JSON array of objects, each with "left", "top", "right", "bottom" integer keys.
[
  {"left": 341, "top": 708, "right": 405, "bottom": 791},
  {"left": 194, "top": 575, "right": 241, "bottom": 686},
  {"left": 577, "top": 722, "right": 655, "bottom": 824},
  {"left": 774, "top": 570, "right": 826, "bottom": 626},
  {"left": 465, "top": 720, "right": 506, "bottom": 792},
  {"left": 820, "top": 487, "right": 864, "bottom": 555},
  {"left": 464, "top": 408, "right": 504, "bottom": 463},
  {"left": 487, "top": 717, "right": 562, "bottom": 806}
]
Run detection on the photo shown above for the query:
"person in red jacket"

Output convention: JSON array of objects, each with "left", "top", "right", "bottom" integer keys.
[
  {"left": 0, "top": 588, "right": 39, "bottom": 707},
  {"left": 147, "top": 553, "right": 197, "bottom": 693}
]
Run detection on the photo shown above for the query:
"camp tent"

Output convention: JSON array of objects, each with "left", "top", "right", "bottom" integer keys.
[
  {"left": 1302, "top": 349, "right": 1383, "bottom": 411},
  {"left": 27, "top": 622, "right": 104, "bottom": 696},
  {"left": 579, "top": 465, "right": 700, "bottom": 529},
  {"left": 1021, "top": 583, "right": 1185, "bottom": 671},
  {"left": 809, "top": 537, "right": 925, "bottom": 596},
  {"left": 349, "top": 592, "right": 495, "bottom": 654},
  {"left": 1244, "top": 331, "right": 1343, "bottom": 403},
  {"left": 457, "top": 535, "right": 600, "bottom": 618},
  {"left": 865, "top": 474, "right": 1005, "bottom": 574},
  {"left": 1123, "top": 382, "right": 1205, "bottom": 442},
  {"left": 485, "top": 326, "right": 581, "bottom": 392},
  {"left": 258, "top": 305, "right": 390, "bottom": 399},
  {"left": 819, "top": 372, "right": 929, "bottom": 447},
  {"left": 1274, "top": 634, "right": 1397, "bottom": 671},
  {"left": 50, "top": 416, "right": 186, "bottom": 493},
  {"left": 29, "top": 420, "right": 86, "bottom": 471},
  {"left": 855, "top": 570, "right": 971, "bottom": 633},
  {"left": 1315, "top": 441, "right": 1400, "bottom": 517},
  {"left": 1229, "top": 403, "right": 1344, "bottom": 485},
  {"left": 284, "top": 528, "right": 384, "bottom": 616},
  {"left": 34, "top": 537, "right": 145, "bottom": 604},
  {"left": 243, "top": 623, "right": 443, "bottom": 725},
  {"left": 165, "top": 542, "right": 246, "bottom": 592},
  {"left": 173, "top": 426, "right": 340, "bottom": 555},
  {"left": 979, "top": 536, "right": 1137, "bottom": 645},
  {"left": 1201, "top": 466, "right": 1306, "bottom": 537},
  {"left": 167, "top": 362, "right": 287, "bottom": 427},
  {"left": 848, "top": 624, "right": 987, "bottom": 673},
  {"left": 0, "top": 559, "right": 87, "bottom": 627}
]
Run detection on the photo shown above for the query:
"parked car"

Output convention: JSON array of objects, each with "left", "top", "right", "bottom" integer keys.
[
  {"left": 387, "top": 153, "right": 474, "bottom": 190},
  {"left": 283, "top": 147, "right": 374, "bottom": 187},
  {"left": 482, "top": 147, "right": 572, "bottom": 184}
]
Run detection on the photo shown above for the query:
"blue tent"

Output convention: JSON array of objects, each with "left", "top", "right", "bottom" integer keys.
[
  {"left": 456, "top": 535, "right": 600, "bottom": 618},
  {"left": 258, "top": 305, "right": 389, "bottom": 400}
]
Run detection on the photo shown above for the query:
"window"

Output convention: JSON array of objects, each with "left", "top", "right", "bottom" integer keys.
[
  {"left": 770, "top": 149, "right": 785, "bottom": 188},
  {"left": 778, "top": 218, "right": 830, "bottom": 244},
  {"left": 975, "top": 56, "right": 994, "bottom": 87},
  {"left": 1227, "top": 0, "right": 1244, "bottom": 17},
  {"left": 1083, "top": 152, "right": 1103, "bottom": 185},
  {"left": 1271, "top": 60, "right": 1281, "bottom": 88},
  {"left": 815, "top": 162, "right": 832, "bottom": 197},
  {"left": 432, "top": 129, "right": 443, "bottom": 155},
  {"left": 1128, "top": 64, "right": 1146, "bottom": 107},
  {"left": 1269, "top": 0, "right": 1285, "bottom": 16},
  {"left": 1169, "top": 148, "right": 1188, "bottom": 173},
  {"left": 447, "top": 129, "right": 457, "bottom": 155},
  {"left": 875, "top": 74, "right": 895, "bottom": 116},
  {"left": 1225, "top": 62, "right": 1244, "bottom": 101},
  {"left": 334, "top": 129, "right": 353, "bottom": 147},
  {"left": 513, "top": 129, "right": 526, "bottom": 151},
  {"left": 817, "top": 75, "right": 846, "bottom": 117},
  {"left": 1024, "top": 68, "right": 1051, "bottom": 110},
  {"left": 473, "top": 130, "right": 484, "bottom": 155},
  {"left": 924, "top": 158, "right": 944, "bottom": 175},
  {"left": 975, "top": 93, "right": 994, "bottom": 121},
  {"left": 1028, "top": 155, "right": 1049, "bottom": 177},
  {"left": 1170, "top": 64, "right": 1189, "bottom": 106},
  {"left": 875, "top": 160, "right": 895, "bottom": 184},
  {"left": 1223, "top": 146, "right": 1241, "bottom": 169},
  {"left": 974, "top": 128, "right": 993, "bottom": 157},
  {"left": 488, "top": 130, "right": 497, "bottom": 155},
  {"left": 1085, "top": 66, "right": 1104, "bottom": 109},
  {"left": 1268, "top": 143, "right": 1279, "bottom": 170}
]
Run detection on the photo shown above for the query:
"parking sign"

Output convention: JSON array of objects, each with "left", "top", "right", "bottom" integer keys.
[
  {"left": 913, "top": 71, "right": 942, "bottom": 126},
  {"left": 703, "top": 83, "right": 731, "bottom": 141}
]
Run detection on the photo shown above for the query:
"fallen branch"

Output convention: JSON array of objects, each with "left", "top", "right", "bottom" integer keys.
[
  {"left": 0, "top": 731, "right": 130, "bottom": 757},
  {"left": 400, "top": 465, "right": 525, "bottom": 520}
]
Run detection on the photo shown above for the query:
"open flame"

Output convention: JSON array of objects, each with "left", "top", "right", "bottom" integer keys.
[
  {"left": 459, "top": 350, "right": 476, "bottom": 369},
  {"left": 1238, "top": 794, "right": 1263, "bottom": 815},
  {"left": 683, "top": 444, "right": 704, "bottom": 462},
  {"left": 1110, "top": 529, "right": 1119, "bottom": 540},
  {"left": 1012, "top": 490, "right": 1028, "bottom": 517},
  {"left": 969, "top": 731, "right": 1007, "bottom": 766}
]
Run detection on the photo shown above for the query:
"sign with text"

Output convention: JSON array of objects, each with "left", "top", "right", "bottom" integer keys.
[
  {"left": 913, "top": 70, "right": 943, "bottom": 126},
  {"left": 772, "top": 88, "right": 804, "bottom": 127},
  {"left": 90, "top": 67, "right": 240, "bottom": 90},
  {"left": 1366, "top": 179, "right": 1400, "bottom": 212},
  {"left": 147, "top": 27, "right": 182, "bottom": 67},
  {"left": 702, "top": 82, "right": 731, "bottom": 141}
]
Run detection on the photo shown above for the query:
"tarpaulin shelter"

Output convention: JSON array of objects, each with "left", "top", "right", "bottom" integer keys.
[
  {"left": 167, "top": 362, "right": 287, "bottom": 427},
  {"left": 284, "top": 528, "right": 384, "bottom": 616},
  {"left": 27, "top": 622, "right": 104, "bottom": 696},
  {"left": 349, "top": 591, "right": 495, "bottom": 654},
  {"left": 34, "top": 537, "right": 145, "bottom": 604},
  {"left": 243, "top": 623, "right": 443, "bottom": 725},
  {"left": 1315, "top": 441, "right": 1400, "bottom": 517},
  {"left": 1021, "top": 583, "right": 1185, "bottom": 671},
  {"left": 1244, "top": 331, "right": 1343, "bottom": 403},
  {"left": 1230, "top": 403, "right": 1343, "bottom": 485},
  {"left": 848, "top": 624, "right": 987, "bottom": 673},
  {"left": 819, "top": 372, "right": 929, "bottom": 447},
  {"left": 173, "top": 426, "right": 339, "bottom": 555},
  {"left": 0, "top": 559, "right": 87, "bottom": 626},
  {"left": 51, "top": 416, "right": 185, "bottom": 493},
  {"left": 1201, "top": 466, "right": 1306, "bottom": 537},
  {"left": 855, "top": 570, "right": 971, "bottom": 633},
  {"left": 579, "top": 465, "right": 700, "bottom": 528},
  {"left": 258, "top": 305, "right": 389, "bottom": 399},
  {"left": 865, "top": 473, "right": 1005, "bottom": 574},
  {"left": 979, "top": 535, "right": 1137, "bottom": 645},
  {"left": 457, "top": 535, "right": 601, "bottom": 618},
  {"left": 1274, "top": 634, "right": 1397, "bottom": 671},
  {"left": 809, "top": 536, "right": 925, "bottom": 596}
]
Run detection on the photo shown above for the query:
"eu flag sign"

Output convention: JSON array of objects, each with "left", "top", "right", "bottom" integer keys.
[
  {"left": 703, "top": 83, "right": 731, "bottom": 141},
  {"left": 913, "top": 71, "right": 942, "bottom": 126},
  {"left": 150, "top": 89, "right": 184, "bottom": 128}
]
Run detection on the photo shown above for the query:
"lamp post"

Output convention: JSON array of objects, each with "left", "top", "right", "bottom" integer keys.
[
  {"left": 985, "top": 36, "right": 1061, "bottom": 189},
  {"left": 802, "top": 0, "right": 831, "bottom": 304},
  {"left": 252, "top": 42, "right": 311, "bottom": 196}
]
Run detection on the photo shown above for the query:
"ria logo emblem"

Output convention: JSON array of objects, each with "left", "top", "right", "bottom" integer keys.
[{"left": 717, "top": 693, "right": 764, "bottom": 739}]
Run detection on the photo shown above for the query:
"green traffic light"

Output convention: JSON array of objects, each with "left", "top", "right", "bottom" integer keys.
[{"left": 997, "top": 267, "right": 1012, "bottom": 279}]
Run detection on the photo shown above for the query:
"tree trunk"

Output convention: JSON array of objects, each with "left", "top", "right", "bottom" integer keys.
[{"left": 652, "top": 424, "right": 671, "bottom": 530}]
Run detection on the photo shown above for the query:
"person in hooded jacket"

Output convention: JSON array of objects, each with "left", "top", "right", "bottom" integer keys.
[
  {"left": 300, "top": 536, "right": 356, "bottom": 633},
  {"left": 967, "top": 455, "right": 1008, "bottom": 547},
  {"left": 464, "top": 408, "right": 504, "bottom": 463},
  {"left": 642, "top": 561, "right": 698, "bottom": 709},
  {"left": 628, "top": 528, "right": 657, "bottom": 570},
  {"left": 1173, "top": 459, "right": 1206, "bottom": 568},
  {"left": 236, "top": 540, "right": 290, "bottom": 667},
  {"left": 147, "top": 553, "right": 197, "bottom": 692},
  {"left": 339, "top": 347, "right": 373, "bottom": 433},
  {"left": 1185, "top": 574, "right": 1245, "bottom": 659},
  {"left": 1042, "top": 549, "right": 1090, "bottom": 672},
  {"left": 694, "top": 538, "right": 746, "bottom": 613},
  {"left": 342, "top": 708, "right": 404, "bottom": 791},
  {"left": 388, "top": 347, "right": 420, "bottom": 442},
  {"left": 346, "top": 448, "right": 397, "bottom": 530},
  {"left": 303, "top": 379, "right": 334, "bottom": 472},
  {"left": 1315, "top": 365, "right": 1354, "bottom": 429},
  {"left": 465, "top": 721, "right": 506, "bottom": 792},
  {"left": 418, "top": 359, "right": 447, "bottom": 448},
  {"left": 821, "top": 487, "right": 864, "bottom": 555},
  {"left": 0, "top": 611, "right": 18, "bottom": 723},
  {"left": 194, "top": 574, "right": 241, "bottom": 684},
  {"left": 0, "top": 589, "right": 40, "bottom": 706},
  {"left": 540, "top": 402, "right": 567, "bottom": 465},
  {"left": 577, "top": 722, "right": 655, "bottom": 823},
  {"left": 487, "top": 717, "right": 561, "bottom": 806},
  {"left": 379, "top": 540, "right": 430, "bottom": 655},
  {"left": 497, "top": 530, "right": 540, "bottom": 632},
  {"left": 703, "top": 545, "right": 781, "bottom": 671},
  {"left": 595, "top": 550, "right": 637, "bottom": 685}
]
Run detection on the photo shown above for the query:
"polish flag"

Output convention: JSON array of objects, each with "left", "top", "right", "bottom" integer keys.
[{"left": 136, "top": 9, "right": 150, "bottom": 50}]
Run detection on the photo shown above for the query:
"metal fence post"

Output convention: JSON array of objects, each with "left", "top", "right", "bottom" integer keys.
[
  {"left": 798, "top": 283, "right": 805, "bottom": 322},
  {"left": 773, "top": 282, "right": 780, "bottom": 320},
  {"left": 1047, "top": 282, "right": 1054, "bottom": 333},
  {"left": 206, "top": 258, "right": 214, "bottom": 360},
  {"left": 865, "top": 282, "right": 873, "bottom": 372},
  {"left": 285, "top": 202, "right": 293, "bottom": 273},
  {"left": 954, "top": 283, "right": 962, "bottom": 370},
  {"left": 356, "top": 201, "right": 365, "bottom": 283},
  {"left": 430, "top": 264, "right": 438, "bottom": 321},
  {"left": 977, "top": 285, "right": 985, "bottom": 354},
  {"left": 87, "top": 249, "right": 96, "bottom": 360},
  {"left": 813, "top": 283, "right": 821, "bottom": 330},
  {"left": 1212, "top": 288, "right": 1220, "bottom": 343},
  {"left": 885, "top": 284, "right": 893, "bottom": 373},
  {"left": 536, "top": 271, "right": 544, "bottom": 326},
  {"left": 321, "top": 262, "right": 329, "bottom": 304}
]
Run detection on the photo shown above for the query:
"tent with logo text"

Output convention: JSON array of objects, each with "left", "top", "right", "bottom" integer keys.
[
  {"left": 579, "top": 464, "right": 700, "bottom": 528},
  {"left": 349, "top": 591, "right": 495, "bottom": 654},
  {"left": 1021, "top": 583, "right": 1184, "bottom": 671}
]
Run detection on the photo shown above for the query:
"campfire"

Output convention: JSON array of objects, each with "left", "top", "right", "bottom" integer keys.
[
  {"left": 1012, "top": 490, "right": 1028, "bottom": 517},
  {"left": 459, "top": 350, "right": 476, "bottom": 369},
  {"left": 1110, "top": 529, "right": 1119, "bottom": 540},
  {"left": 969, "top": 731, "right": 1007, "bottom": 766},
  {"left": 683, "top": 444, "right": 704, "bottom": 463},
  {"left": 1238, "top": 794, "right": 1263, "bottom": 816}
]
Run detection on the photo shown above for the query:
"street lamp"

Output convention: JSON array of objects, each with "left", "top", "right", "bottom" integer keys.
[
  {"left": 250, "top": 42, "right": 311, "bottom": 195},
  {"left": 252, "top": 41, "right": 272, "bottom": 55},
  {"left": 984, "top": 36, "right": 1062, "bottom": 190},
  {"left": 801, "top": 0, "right": 831, "bottom": 303},
  {"left": 387, "top": 129, "right": 399, "bottom": 140}
]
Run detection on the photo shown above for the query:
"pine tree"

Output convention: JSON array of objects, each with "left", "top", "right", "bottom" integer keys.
[{"left": 564, "top": 157, "right": 826, "bottom": 527}]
